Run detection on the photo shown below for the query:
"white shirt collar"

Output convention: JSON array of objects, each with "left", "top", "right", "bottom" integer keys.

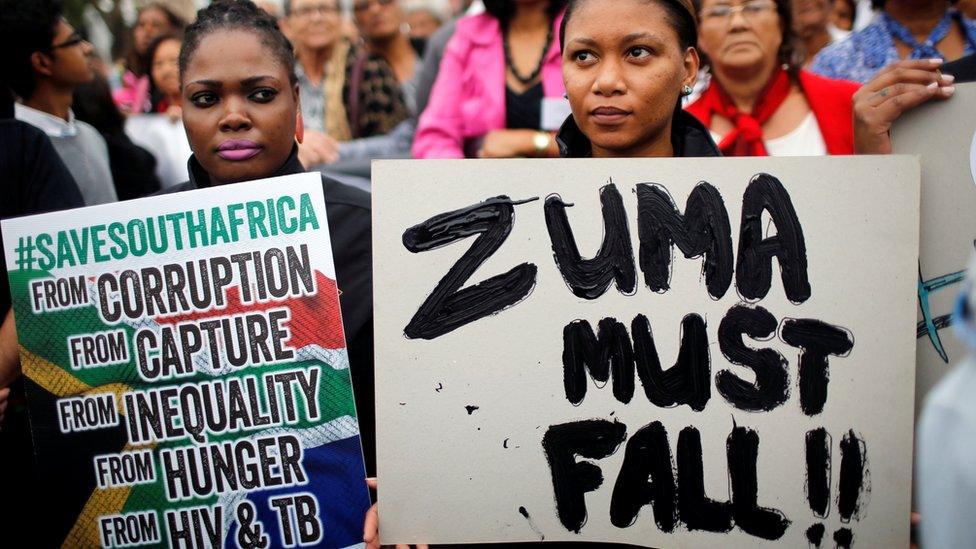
[{"left": 14, "top": 103, "right": 79, "bottom": 138}]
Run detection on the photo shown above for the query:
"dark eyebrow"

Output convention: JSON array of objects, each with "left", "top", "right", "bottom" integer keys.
[
  {"left": 185, "top": 79, "right": 222, "bottom": 88},
  {"left": 622, "top": 32, "right": 665, "bottom": 45},
  {"left": 241, "top": 75, "right": 281, "bottom": 86},
  {"left": 567, "top": 37, "right": 599, "bottom": 48}
]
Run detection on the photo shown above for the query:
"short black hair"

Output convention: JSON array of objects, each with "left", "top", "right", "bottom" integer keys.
[
  {"left": 560, "top": 0, "right": 698, "bottom": 51},
  {"left": 180, "top": 0, "right": 297, "bottom": 86},
  {"left": 0, "top": 0, "right": 64, "bottom": 100},
  {"left": 485, "top": 0, "right": 567, "bottom": 27}
]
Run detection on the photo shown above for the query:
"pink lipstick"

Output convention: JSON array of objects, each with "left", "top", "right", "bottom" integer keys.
[{"left": 217, "top": 139, "right": 263, "bottom": 161}]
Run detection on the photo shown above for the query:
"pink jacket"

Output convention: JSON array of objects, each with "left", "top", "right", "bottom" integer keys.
[{"left": 413, "top": 10, "right": 566, "bottom": 159}]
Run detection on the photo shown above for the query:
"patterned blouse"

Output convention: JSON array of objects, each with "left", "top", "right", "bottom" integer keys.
[
  {"left": 810, "top": 9, "right": 976, "bottom": 83},
  {"left": 296, "top": 40, "right": 408, "bottom": 140}
]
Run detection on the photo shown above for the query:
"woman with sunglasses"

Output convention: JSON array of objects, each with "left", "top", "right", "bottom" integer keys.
[{"left": 686, "top": 0, "right": 860, "bottom": 156}]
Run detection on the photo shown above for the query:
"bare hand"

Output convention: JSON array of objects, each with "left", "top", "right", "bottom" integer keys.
[
  {"left": 853, "top": 59, "right": 955, "bottom": 154},
  {"left": 297, "top": 130, "right": 340, "bottom": 168},
  {"left": 363, "top": 477, "right": 429, "bottom": 549},
  {"left": 478, "top": 129, "right": 538, "bottom": 158}
]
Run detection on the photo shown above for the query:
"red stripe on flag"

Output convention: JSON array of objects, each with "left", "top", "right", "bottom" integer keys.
[{"left": 155, "top": 271, "right": 346, "bottom": 350}]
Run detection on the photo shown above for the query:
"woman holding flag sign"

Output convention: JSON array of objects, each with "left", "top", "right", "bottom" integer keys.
[{"left": 161, "top": 0, "right": 379, "bottom": 487}]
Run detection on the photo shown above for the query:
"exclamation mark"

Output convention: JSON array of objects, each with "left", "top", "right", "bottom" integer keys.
[
  {"left": 804, "top": 428, "right": 830, "bottom": 547},
  {"left": 835, "top": 429, "right": 870, "bottom": 548}
]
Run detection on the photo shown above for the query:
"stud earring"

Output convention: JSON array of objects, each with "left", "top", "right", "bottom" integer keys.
[
  {"left": 681, "top": 84, "right": 694, "bottom": 96},
  {"left": 563, "top": 92, "right": 569, "bottom": 100}
]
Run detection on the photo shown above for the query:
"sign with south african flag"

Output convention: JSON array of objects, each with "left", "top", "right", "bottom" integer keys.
[{"left": 1, "top": 173, "right": 369, "bottom": 548}]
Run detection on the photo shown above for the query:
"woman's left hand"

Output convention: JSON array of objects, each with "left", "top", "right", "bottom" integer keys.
[
  {"left": 478, "top": 129, "right": 540, "bottom": 158},
  {"left": 853, "top": 59, "right": 955, "bottom": 154}
]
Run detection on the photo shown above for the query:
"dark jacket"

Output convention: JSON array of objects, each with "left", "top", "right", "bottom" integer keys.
[
  {"left": 159, "top": 148, "right": 378, "bottom": 475},
  {"left": 556, "top": 109, "right": 722, "bottom": 158}
]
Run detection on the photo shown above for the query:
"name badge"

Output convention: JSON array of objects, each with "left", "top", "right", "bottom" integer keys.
[{"left": 541, "top": 97, "right": 573, "bottom": 131}]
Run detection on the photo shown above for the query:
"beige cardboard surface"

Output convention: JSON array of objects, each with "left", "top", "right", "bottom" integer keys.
[
  {"left": 372, "top": 157, "right": 920, "bottom": 547},
  {"left": 893, "top": 82, "right": 976, "bottom": 417}
]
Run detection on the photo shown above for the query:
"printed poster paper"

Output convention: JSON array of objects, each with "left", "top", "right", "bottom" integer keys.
[
  {"left": 2, "top": 173, "right": 369, "bottom": 548},
  {"left": 373, "top": 157, "right": 919, "bottom": 548}
]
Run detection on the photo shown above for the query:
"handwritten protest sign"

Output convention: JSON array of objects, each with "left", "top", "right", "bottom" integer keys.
[
  {"left": 373, "top": 157, "right": 919, "bottom": 547},
  {"left": 2, "top": 174, "right": 369, "bottom": 548},
  {"left": 893, "top": 82, "right": 976, "bottom": 415}
]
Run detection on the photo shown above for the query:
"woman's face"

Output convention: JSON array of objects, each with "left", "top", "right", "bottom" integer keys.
[
  {"left": 150, "top": 38, "right": 181, "bottom": 99},
  {"left": 697, "top": 0, "right": 782, "bottom": 75},
  {"left": 181, "top": 29, "right": 299, "bottom": 185},
  {"left": 134, "top": 7, "right": 176, "bottom": 56},
  {"left": 562, "top": 0, "right": 698, "bottom": 157}
]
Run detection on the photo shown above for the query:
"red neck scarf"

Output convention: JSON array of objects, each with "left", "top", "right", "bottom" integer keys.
[{"left": 698, "top": 67, "right": 792, "bottom": 156}]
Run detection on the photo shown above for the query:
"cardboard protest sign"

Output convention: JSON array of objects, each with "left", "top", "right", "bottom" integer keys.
[
  {"left": 2, "top": 174, "right": 369, "bottom": 548},
  {"left": 893, "top": 83, "right": 976, "bottom": 415},
  {"left": 373, "top": 157, "right": 919, "bottom": 547}
]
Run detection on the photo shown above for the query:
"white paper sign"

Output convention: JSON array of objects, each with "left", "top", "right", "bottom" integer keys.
[
  {"left": 372, "top": 157, "right": 919, "bottom": 547},
  {"left": 893, "top": 82, "right": 976, "bottom": 416}
]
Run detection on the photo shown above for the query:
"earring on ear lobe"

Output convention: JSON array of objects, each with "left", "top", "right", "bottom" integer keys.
[
  {"left": 681, "top": 84, "right": 694, "bottom": 96},
  {"left": 563, "top": 92, "right": 569, "bottom": 100}
]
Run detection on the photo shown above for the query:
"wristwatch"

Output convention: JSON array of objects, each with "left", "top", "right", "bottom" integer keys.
[{"left": 533, "top": 131, "right": 551, "bottom": 156}]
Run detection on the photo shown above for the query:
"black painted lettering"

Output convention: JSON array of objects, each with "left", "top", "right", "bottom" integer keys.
[
  {"left": 717, "top": 305, "right": 789, "bottom": 412},
  {"left": 736, "top": 174, "right": 810, "bottom": 303},
  {"left": 403, "top": 196, "right": 538, "bottom": 339},
  {"left": 781, "top": 319, "right": 855, "bottom": 416},
  {"left": 545, "top": 184, "right": 636, "bottom": 299},
  {"left": 632, "top": 314, "right": 711, "bottom": 411},
  {"left": 542, "top": 419, "right": 626, "bottom": 533},
  {"left": 610, "top": 421, "right": 678, "bottom": 532},
  {"left": 637, "top": 182, "right": 733, "bottom": 299},
  {"left": 677, "top": 427, "right": 733, "bottom": 532},
  {"left": 727, "top": 425, "right": 790, "bottom": 540},
  {"left": 562, "top": 318, "right": 635, "bottom": 404}
]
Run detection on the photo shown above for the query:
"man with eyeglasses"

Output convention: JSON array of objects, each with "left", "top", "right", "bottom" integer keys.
[{"left": 1, "top": 0, "right": 117, "bottom": 207}]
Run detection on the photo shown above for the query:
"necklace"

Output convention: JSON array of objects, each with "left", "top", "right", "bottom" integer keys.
[{"left": 503, "top": 21, "right": 554, "bottom": 86}]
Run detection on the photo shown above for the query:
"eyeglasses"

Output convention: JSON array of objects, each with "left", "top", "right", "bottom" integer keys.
[
  {"left": 291, "top": 3, "right": 340, "bottom": 17},
  {"left": 50, "top": 31, "right": 87, "bottom": 50},
  {"left": 353, "top": 0, "right": 395, "bottom": 13},
  {"left": 700, "top": 0, "right": 776, "bottom": 21}
]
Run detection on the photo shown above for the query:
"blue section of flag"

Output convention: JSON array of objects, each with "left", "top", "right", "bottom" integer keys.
[{"left": 225, "top": 435, "right": 370, "bottom": 548}]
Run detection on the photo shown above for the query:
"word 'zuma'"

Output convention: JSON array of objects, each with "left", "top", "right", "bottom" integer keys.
[{"left": 401, "top": 174, "right": 811, "bottom": 340}]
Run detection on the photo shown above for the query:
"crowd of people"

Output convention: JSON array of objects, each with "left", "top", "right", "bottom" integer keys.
[{"left": 1, "top": 0, "right": 975, "bottom": 546}]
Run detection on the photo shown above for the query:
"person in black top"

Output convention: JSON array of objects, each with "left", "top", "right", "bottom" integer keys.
[
  {"left": 557, "top": 0, "right": 719, "bottom": 159},
  {"left": 0, "top": 81, "right": 85, "bottom": 535},
  {"left": 73, "top": 74, "right": 163, "bottom": 200},
  {"left": 161, "top": 0, "right": 377, "bottom": 480}
]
